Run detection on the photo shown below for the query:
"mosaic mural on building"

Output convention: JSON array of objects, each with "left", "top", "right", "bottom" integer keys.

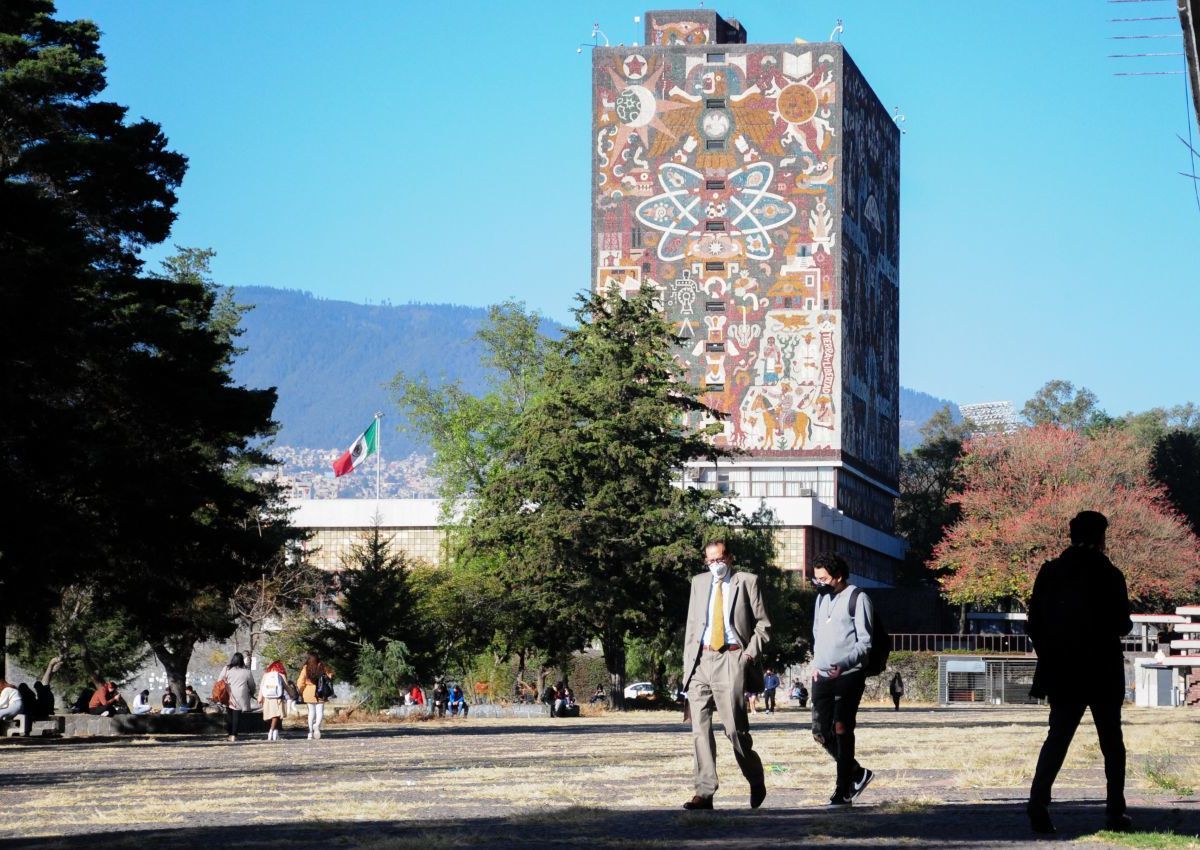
[{"left": 593, "top": 45, "right": 846, "bottom": 457}]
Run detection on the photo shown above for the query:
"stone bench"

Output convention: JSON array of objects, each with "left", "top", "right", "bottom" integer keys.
[
  {"left": 60, "top": 711, "right": 267, "bottom": 738},
  {"left": 2, "top": 715, "right": 65, "bottom": 738}
]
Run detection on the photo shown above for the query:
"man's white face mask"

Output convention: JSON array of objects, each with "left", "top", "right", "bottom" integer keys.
[{"left": 708, "top": 560, "right": 729, "bottom": 579}]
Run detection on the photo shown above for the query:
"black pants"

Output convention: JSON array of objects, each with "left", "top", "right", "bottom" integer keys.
[
  {"left": 763, "top": 689, "right": 776, "bottom": 712},
  {"left": 1029, "top": 697, "right": 1126, "bottom": 815},
  {"left": 891, "top": 694, "right": 901, "bottom": 711},
  {"left": 811, "top": 671, "right": 866, "bottom": 796},
  {"left": 226, "top": 708, "right": 243, "bottom": 738}
]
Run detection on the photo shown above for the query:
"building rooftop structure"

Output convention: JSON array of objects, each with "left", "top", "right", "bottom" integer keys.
[{"left": 960, "top": 400, "right": 1021, "bottom": 434}]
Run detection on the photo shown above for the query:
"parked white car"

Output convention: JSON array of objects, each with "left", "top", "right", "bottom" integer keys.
[{"left": 623, "top": 682, "right": 655, "bottom": 700}]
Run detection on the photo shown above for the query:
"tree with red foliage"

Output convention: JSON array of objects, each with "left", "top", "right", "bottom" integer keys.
[{"left": 932, "top": 426, "right": 1200, "bottom": 610}]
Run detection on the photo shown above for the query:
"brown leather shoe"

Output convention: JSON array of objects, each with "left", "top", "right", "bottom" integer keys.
[
  {"left": 750, "top": 781, "right": 767, "bottom": 809},
  {"left": 683, "top": 795, "right": 714, "bottom": 810}
]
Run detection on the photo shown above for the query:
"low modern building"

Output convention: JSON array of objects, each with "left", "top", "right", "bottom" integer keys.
[
  {"left": 289, "top": 496, "right": 902, "bottom": 586},
  {"left": 290, "top": 499, "right": 448, "bottom": 572}
]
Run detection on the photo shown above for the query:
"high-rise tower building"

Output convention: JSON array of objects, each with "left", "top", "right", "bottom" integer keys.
[{"left": 592, "top": 9, "right": 903, "bottom": 583}]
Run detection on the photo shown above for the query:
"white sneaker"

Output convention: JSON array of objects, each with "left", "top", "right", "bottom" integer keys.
[
  {"left": 306, "top": 732, "right": 313, "bottom": 740},
  {"left": 313, "top": 728, "right": 321, "bottom": 740}
]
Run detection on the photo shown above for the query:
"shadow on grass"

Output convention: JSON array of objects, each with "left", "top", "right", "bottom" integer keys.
[{"left": 3, "top": 800, "right": 1196, "bottom": 849}]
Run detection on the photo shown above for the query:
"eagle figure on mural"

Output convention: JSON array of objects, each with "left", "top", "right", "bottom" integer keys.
[{"left": 646, "top": 71, "right": 777, "bottom": 169}]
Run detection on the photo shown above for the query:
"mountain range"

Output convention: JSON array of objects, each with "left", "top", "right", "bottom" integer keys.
[{"left": 229, "top": 286, "right": 956, "bottom": 456}]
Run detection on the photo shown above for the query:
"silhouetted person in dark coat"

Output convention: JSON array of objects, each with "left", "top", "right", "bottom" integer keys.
[
  {"left": 1026, "top": 511, "right": 1133, "bottom": 835},
  {"left": 888, "top": 672, "right": 904, "bottom": 711}
]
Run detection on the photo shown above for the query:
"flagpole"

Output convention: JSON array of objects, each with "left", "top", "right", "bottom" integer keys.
[{"left": 375, "top": 411, "right": 383, "bottom": 504}]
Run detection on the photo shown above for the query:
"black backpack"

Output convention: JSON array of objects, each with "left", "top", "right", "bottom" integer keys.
[
  {"left": 849, "top": 587, "right": 890, "bottom": 676},
  {"left": 316, "top": 673, "right": 336, "bottom": 701}
]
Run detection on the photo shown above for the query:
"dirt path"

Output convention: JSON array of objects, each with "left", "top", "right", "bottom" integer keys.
[{"left": 1, "top": 706, "right": 1196, "bottom": 848}]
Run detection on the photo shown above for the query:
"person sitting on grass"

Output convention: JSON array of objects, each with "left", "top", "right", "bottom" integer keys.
[
  {"left": 131, "top": 689, "right": 152, "bottom": 715},
  {"left": 407, "top": 684, "right": 426, "bottom": 707},
  {"left": 589, "top": 685, "right": 607, "bottom": 705},
  {"left": 792, "top": 680, "right": 808, "bottom": 708},
  {"left": 553, "top": 682, "right": 576, "bottom": 716},
  {"left": 448, "top": 685, "right": 469, "bottom": 717},
  {"left": 161, "top": 688, "right": 178, "bottom": 714}
]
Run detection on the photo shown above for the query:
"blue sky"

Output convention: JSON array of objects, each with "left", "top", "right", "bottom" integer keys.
[{"left": 57, "top": 0, "right": 1199, "bottom": 413}]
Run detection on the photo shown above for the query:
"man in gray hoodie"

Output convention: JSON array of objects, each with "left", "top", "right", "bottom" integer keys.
[{"left": 810, "top": 553, "right": 875, "bottom": 806}]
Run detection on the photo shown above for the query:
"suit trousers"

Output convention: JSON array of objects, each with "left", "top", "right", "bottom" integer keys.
[
  {"left": 1029, "top": 697, "right": 1126, "bottom": 815},
  {"left": 688, "top": 648, "right": 765, "bottom": 797}
]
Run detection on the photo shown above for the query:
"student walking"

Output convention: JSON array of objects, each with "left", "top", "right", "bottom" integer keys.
[
  {"left": 1026, "top": 511, "right": 1133, "bottom": 835},
  {"left": 889, "top": 672, "right": 904, "bottom": 711},
  {"left": 810, "top": 553, "right": 876, "bottom": 807},
  {"left": 220, "top": 653, "right": 257, "bottom": 742},
  {"left": 258, "top": 660, "right": 289, "bottom": 741},
  {"left": 762, "top": 669, "right": 780, "bottom": 714},
  {"left": 296, "top": 651, "right": 333, "bottom": 740},
  {"left": 680, "top": 539, "right": 771, "bottom": 811}
]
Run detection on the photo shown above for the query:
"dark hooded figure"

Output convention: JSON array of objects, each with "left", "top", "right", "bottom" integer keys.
[{"left": 1026, "top": 511, "right": 1133, "bottom": 836}]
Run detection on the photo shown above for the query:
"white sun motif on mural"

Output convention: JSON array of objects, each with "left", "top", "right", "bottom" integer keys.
[{"left": 634, "top": 162, "right": 796, "bottom": 261}]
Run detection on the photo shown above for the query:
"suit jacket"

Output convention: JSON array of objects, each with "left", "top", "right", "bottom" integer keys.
[
  {"left": 682, "top": 570, "right": 772, "bottom": 691},
  {"left": 1027, "top": 545, "right": 1132, "bottom": 702}
]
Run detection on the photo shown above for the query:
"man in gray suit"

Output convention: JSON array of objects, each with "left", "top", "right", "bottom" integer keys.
[{"left": 681, "top": 539, "right": 772, "bottom": 810}]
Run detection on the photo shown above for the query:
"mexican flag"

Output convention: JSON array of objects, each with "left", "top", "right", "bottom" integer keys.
[{"left": 332, "top": 419, "right": 378, "bottom": 477}]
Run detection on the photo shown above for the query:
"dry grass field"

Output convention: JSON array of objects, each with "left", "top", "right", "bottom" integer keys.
[{"left": 1, "top": 704, "right": 1197, "bottom": 849}]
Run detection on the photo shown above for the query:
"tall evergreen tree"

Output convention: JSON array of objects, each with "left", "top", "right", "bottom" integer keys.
[
  {"left": 0, "top": 2, "right": 294, "bottom": 691},
  {"left": 467, "top": 288, "right": 729, "bottom": 706},
  {"left": 0, "top": 0, "right": 187, "bottom": 667}
]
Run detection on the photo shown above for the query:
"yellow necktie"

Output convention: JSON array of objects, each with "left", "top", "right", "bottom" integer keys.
[{"left": 711, "top": 581, "right": 725, "bottom": 648}]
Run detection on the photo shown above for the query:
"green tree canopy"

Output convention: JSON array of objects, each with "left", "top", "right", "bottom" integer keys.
[
  {"left": 465, "top": 288, "right": 737, "bottom": 705},
  {"left": 0, "top": 0, "right": 189, "bottom": 652},
  {"left": 392, "top": 300, "right": 550, "bottom": 514},
  {"left": 1022, "top": 379, "right": 1102, "bottom": 431},
  {"left": 895, "top": 406, "right": 969, "bottom": 584}
]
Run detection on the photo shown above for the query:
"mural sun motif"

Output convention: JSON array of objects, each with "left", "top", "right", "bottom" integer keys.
[{"left": 766, "top": 52, "right": 836, "bottom": 154}]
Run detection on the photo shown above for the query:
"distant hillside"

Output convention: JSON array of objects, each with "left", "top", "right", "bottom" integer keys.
[
  {"left": 230, "top": 286, "right": 955, "bottom": 453},
  {"left": 898, "top": 387, "right": 960, "bottom": 451},
  {"left": 231, "top": 287, "right": 503, "bottom": 453}
]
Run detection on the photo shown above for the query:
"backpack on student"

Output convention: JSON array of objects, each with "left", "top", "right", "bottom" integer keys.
[
  {"left": 849, "top": 587, "right": 891, "bottom": 676},
  {"left": 211, "top": 678, "right": 230, "bottom": 706},
  {"left": 315, "top": 673, "right": 335, "bottom": 701},
  {"left": 261, "top": 671, "right": 284, "bottom": 700}
]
